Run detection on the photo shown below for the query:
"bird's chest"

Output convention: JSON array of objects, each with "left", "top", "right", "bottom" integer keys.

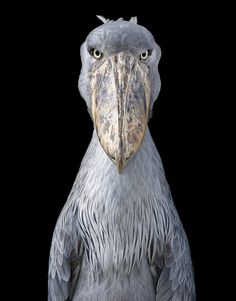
[{"left": 78, "top": 197, "right": 156, "bottom": 274}]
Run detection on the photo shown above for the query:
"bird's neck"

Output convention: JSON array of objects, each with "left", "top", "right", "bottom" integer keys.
[
  {"left": 76, "top": 127, "right": 167, "bottom": 201},
  {"left": 74, "top": 127, "right": 175, "bottom": 275}
]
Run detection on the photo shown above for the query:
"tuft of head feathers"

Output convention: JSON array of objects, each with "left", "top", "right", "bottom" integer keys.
[{"left": 96, "top": 15, "right": 138, "bottom": 24}]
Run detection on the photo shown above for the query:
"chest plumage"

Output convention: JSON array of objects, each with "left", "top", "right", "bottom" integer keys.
[
  {"left": 48, "top": 16, "right": 195, "bottom": 301},
  {"left": 76, "top": 130, "right": 175, "bottom": 276}
]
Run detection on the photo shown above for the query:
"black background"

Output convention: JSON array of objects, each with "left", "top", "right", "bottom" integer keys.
[{"left": 8, "top": 2, "right": 228, "bottom": 300}]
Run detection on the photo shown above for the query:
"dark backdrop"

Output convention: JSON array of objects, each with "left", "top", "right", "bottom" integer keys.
[{"left": 11, "top": 3, "right": 225, "bottom": 300}]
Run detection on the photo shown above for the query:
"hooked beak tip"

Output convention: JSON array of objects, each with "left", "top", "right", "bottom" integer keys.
[
  {"left": 114, "top": 156, "right": 125, "bottom": 174},
  {"left": 117, "top": 164, "right": 124, "bottom": 174}
]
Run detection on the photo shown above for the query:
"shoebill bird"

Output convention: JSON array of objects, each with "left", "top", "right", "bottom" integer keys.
[{"left": 48, "top": 16, "right": 195, "bottom": 301}]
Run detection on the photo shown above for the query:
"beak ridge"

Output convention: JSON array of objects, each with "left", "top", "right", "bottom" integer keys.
[{"left": 91, "top": 52, "right": 150, "bottom": 172}]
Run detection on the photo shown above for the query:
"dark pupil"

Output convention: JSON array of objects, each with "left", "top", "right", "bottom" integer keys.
[
  {"left": 95, "top": 50, "right": 100, "bottom": 57},
  {"left": 142, "top": 52, "right": 146, "bottom": 58}
]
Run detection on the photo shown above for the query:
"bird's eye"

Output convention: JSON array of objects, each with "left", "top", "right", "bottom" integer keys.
[
  {"left": 93, "top": 49, "right": 103, "bottom": 59},
  {"left": 140, "top": 50, "right": 149, "bottom": 60}
]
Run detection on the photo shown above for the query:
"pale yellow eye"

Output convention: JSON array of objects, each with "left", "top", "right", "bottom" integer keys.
[
  {"left": 140, "top": 50, "right": 149, "bottom": 60},
  {"left": 93, "top": 49, "right": 103, "bottom": 59}
]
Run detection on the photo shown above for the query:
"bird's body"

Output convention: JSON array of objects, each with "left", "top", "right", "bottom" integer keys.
[{"left": 48, "top": 17, "right": 195, "bottom": 301}]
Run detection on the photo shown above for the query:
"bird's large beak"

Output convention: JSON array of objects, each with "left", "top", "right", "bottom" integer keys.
[{"left": 90, "top": 52, "right": 150, "bottom": 173}]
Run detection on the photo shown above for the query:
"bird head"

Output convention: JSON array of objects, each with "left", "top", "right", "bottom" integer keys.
[{"left": 79, "top": 16, "right": 161, "bottom": 173}]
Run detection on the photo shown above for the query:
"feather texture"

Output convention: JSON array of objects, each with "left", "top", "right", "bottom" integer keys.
[
  {"left": 96, "top": 15, "right": 108, "bottom": 24},
  {"left": 48, "top": 128, "right": 195, "bottom": 300},
  {"left": 48, "top": 185, "right": 84, "bottom": 301},
  {"left": 96, "top": 15, "right": 138, "bottom": 25},
  {"left": 49, "top": 16, "right": 195, "bottom": 300}
]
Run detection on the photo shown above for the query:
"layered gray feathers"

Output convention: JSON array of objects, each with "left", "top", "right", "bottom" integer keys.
[{"left": 48, "top": 16, "right": 195, "bottom": 301}]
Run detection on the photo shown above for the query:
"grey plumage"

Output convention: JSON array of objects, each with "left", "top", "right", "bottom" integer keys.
[{"left": 48, "top": 16, "right": 195, "bottom": 301}]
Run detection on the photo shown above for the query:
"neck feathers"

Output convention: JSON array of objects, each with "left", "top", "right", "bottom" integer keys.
[{"left": 71, "top": 128, "right": 177, "bottom": 274}]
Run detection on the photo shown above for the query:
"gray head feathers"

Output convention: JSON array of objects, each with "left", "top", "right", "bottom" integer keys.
[
  {"left": 49, "top": 16, "right": 195, "bottom": 301},
  {"left": 96, "top": 15, "right": 138, "bottom": 24}
]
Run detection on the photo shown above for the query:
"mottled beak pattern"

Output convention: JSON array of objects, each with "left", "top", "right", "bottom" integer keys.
[{"left": 91, "top": 52, "right": 150, "bottom": 172}]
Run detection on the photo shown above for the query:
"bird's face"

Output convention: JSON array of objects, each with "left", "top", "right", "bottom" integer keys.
[{"left": 79, "top": 18, "right": 161, "bottom": 172}]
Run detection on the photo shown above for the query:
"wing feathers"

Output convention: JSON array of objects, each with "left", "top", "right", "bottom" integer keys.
[
  {"left": 48, "top": 203, "right": 83, "bottom": 301},
  {"left": 156, "top": 227, "right": 195, "bottom": 301}
]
